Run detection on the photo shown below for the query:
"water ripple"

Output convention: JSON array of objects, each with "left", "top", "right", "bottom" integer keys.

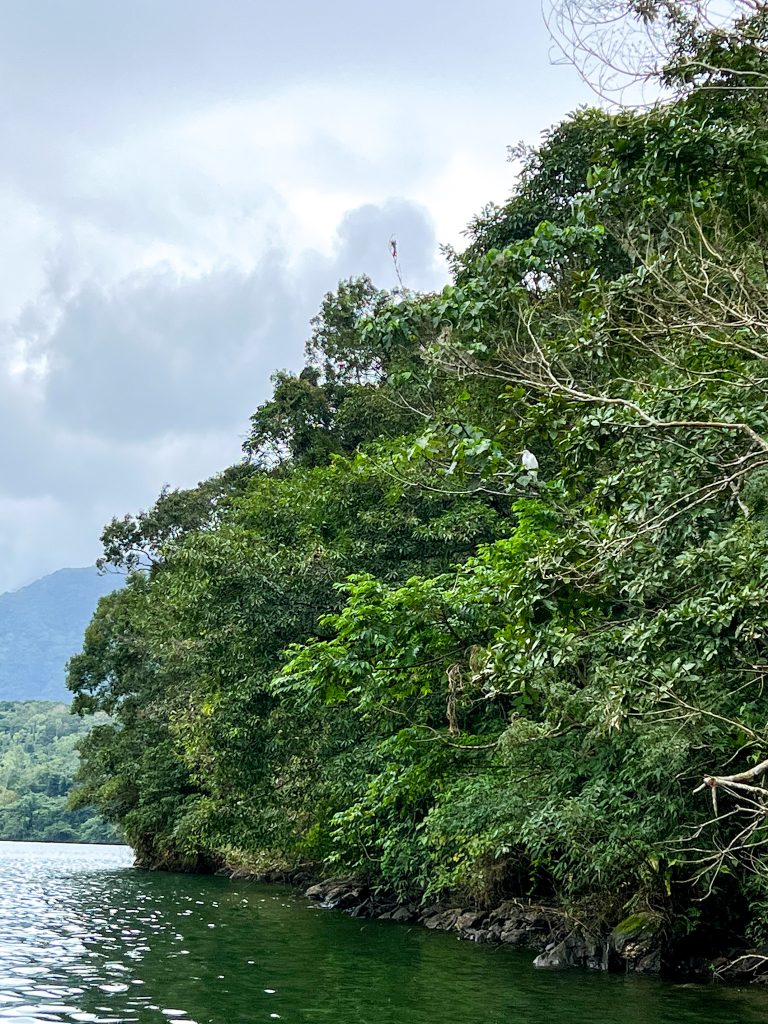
[{"left": 2, "top": 840, "right": 768, "bottom": 1024}]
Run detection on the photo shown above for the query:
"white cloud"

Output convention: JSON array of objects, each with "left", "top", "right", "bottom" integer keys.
[
  {"left": 0, "top": 196, "right": 444, "bottom": 592},
  {"left": 0, "top": 2, "right": 594, "bottom": 592}
]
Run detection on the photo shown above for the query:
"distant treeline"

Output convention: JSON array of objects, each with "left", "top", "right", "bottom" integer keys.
[{"left": 0, "top": 702, "right": 120, "bottom": 844}]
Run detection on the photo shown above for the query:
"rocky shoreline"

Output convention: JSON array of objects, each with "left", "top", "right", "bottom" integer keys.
[
  {"left": 302, "top": 877, "right": 671, "bottom": 974},
  {"left": 222, "top": 867, "right": 768, "bottom": 985},
  {"left": 231, "top": 868, "right": 742, "bottom": 980}
]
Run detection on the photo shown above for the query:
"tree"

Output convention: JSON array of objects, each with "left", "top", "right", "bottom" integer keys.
[{"left": 70, "top": 1, "right": 768, "bottom": 959}]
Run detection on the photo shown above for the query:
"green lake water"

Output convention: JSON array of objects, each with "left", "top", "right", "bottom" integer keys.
[{"left": 1, "top": 840, "right": 767, "bottom": 1024}]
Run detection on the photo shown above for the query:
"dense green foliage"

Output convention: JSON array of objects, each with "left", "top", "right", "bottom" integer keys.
[
  {"left": 0, "top": 568, "right": 122, "bottom": 701},
  {"left": 0, "top": 702, "right": 119, "bottom": 843},
  {"left": 69, "top": 1, "right": 768, "bottom": 949}
]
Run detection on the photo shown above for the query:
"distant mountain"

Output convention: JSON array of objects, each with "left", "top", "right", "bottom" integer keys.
[{"left": 0, "top": 568, "right": 123, "bottom": 701}]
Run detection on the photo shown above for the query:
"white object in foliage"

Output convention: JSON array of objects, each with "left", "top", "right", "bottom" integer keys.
[{"left": 521, "top": 449, "right": 539, "bottom": 477}]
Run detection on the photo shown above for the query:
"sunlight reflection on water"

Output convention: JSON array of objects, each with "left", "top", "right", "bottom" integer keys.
[{"left": 2, "top": 840, "right": 768, "bottom": 1024}]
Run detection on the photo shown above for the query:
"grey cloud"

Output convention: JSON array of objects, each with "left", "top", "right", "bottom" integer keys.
[
  {"left": 0, "top": 198, "right": 443, "bottom": 592},
  {"left": 0, "top": 3, "right": 550, "bottom": 136},
  {"left": 37, "top": 198, "right": 442, "bottom": 442},
  {"left": 332, "top": 199, "right": 444, "bottom": 290},
  {"left": 0, "top": 1, "right": 593, "bottom": 595},
  {"left": 0, "top": 427, "right": 242, "bottom": 595},
  {"left": 7, "top": 197, "right": 438, "bottom": 456},
  {"left": 43, "top": 256, "right": 301, "bottom": 440}
]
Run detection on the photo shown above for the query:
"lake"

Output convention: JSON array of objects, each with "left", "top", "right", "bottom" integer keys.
[{"left": 1, "top": 840, "right": 767, "bottom": 1023}]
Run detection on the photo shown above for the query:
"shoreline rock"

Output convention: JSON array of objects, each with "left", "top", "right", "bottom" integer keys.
[{"left": 226, "top": 867, "right": 768, "bottom": 985}]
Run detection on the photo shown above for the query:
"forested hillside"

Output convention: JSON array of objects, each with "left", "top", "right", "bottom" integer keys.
[
  {"left": 0, "top": 702, "right": 119, "bottom": 843},
  {"left": 0, "top": 568, "right": 122, "bottom": 701},
  {"left": 68, "top": 2, "right": 768, "bottom": 958}
]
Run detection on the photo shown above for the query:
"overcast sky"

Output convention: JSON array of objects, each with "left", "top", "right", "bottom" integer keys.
[{"left": 0, "top": 0, "right": 591, "bottom": 593}]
